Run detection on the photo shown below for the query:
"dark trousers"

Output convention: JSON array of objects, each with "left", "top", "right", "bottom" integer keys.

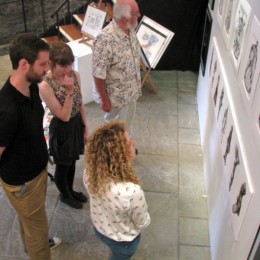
[
  {"left": 54, "top": 160, "right": 76, "bottom": 198},
  {"left": 95, "top": 228, "right": 141, "bottom": 260}
]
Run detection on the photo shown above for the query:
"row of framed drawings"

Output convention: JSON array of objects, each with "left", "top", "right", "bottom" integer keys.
[
  {"left": 208, "top": 37, "right": 256, "bottom": 240},
  {"left": 202, "top": 0, "right": 260, "bottom": 124}
]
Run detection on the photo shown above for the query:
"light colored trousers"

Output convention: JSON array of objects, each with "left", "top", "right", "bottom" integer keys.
[
  {"left": 0, "top": 169, "right": 51, "bottom": 260},
  {"left": 104, "top": 101, "right": 136, "bottom": 135}
]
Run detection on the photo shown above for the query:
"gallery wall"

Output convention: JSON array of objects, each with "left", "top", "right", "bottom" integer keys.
[{"left": 197, "top": 0, "right": 260, "bottom": 259}]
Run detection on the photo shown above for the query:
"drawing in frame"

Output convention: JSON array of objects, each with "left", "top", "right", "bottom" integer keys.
[
  {"left": 200, "top": 7, "right": 213, "bottom": 76},
  {"left": 81, "top": 4, "right": 107, "bottom": 45},
  {"left": 230, "top": 0, "right": 251, "bottom": 72},
  {"left": 238, "top": 15, "right": 260, "bottom": 115},
  {"left": 216, "top": 0, "right": 227, "bottom": 29},
  {"left": 248, "top": 226, "right": 260, "bottom": 260},
  {"left": 222, "top": 0, "right": 239, "bottom": 49},
  {"left": 136, "top": 16, "right": 174, "bottom": 69}
]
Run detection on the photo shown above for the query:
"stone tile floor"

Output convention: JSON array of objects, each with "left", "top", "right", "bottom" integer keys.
[{"left": 0, "top": 54, "right": 211, "bottom": 259}]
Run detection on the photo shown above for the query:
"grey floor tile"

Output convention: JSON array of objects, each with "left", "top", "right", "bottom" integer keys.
[
  {"left": 135, "top": 154, "right": 178, "bottom": 194},
  {"left": 179, "top": 127, "right": 201, "bottom": 145},
  {"left": 179, "top": 217, "right": 210, "bottom": 246},
  {"left": 179, "top": 194, "right": 208, "bottom": 219},
  {"left": 138, "top": 87, "right": 178, "bottom": 116},
  {"left": 179, "top": 245, "right": 211, "bottom": 260},
  {"left": 178, "top": 104, "right": 199, "bottom": 129},
  {"left": 178, "top": 88, "right": 197, "bottom": 105},
  {"left": 132, "top": 112, "right": 178, "bottom": 156}
]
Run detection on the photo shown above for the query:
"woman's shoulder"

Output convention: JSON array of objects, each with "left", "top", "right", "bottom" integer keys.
[{"left": 110, "top": 182, "right": 142, "bottom": 198}]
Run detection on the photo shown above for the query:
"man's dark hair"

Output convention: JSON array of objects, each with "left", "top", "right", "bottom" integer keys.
[{"left": 9, "top": 33, "right": 50, "bottom": 70}]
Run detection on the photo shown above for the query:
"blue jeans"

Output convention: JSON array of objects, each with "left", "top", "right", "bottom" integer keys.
[{"left": 94, "top": 228, "right": 141, "bottom": 260}]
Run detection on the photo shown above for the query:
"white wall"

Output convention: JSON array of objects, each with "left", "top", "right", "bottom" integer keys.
[{"left": 197, "top": 0, "right": 260, "bottom": 259}]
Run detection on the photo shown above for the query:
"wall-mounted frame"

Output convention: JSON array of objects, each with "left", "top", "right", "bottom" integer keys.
[
  {"left": 222, "top": 0, "right": 239, "bottom": 49},
  {"left": 216, "top": 0, "right": 227, "bottom": 29},
  {"left": 238, "top": 15, "right": 260, "bottom": 115},
  {"left": 81, "top": 4, "right": 107, "bottom": 45},
  {"left": 230, "top": 0, "right": 251, "bottom": 72},
  {"left": 252, "top": 79, "right": 260, "bottom": 156},
  {"left": 136, "top": 16, "right": 174, "bottom": 69},
  {"left": 201, "top": 8, "right": 213, "bottom": 76}
]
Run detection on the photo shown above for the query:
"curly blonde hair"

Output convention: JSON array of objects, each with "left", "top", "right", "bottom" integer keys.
[{"left": 85, "top": 120, "right": 139, "bottom": 196}]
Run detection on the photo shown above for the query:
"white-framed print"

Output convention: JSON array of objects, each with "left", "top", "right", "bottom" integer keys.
[
  {"left": 238, "top": 15, "right": 260, "bottom": 114},
  {"left": 216, "top": 0, "right": 227, "bottom": 28},
  {"left": 230, "top": 0, "right": 251, "bottom": 72},
  {"left": 136, "top": 16, "right": 174, "bottom": 69},
  {"left": 81, "top": 5, "right": 107, "bottom": 38},
  {"left": 222, "top": 0, "right": 239, "bottom": 49}
]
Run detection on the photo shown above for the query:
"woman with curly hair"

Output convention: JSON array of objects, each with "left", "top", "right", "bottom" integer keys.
[{"left": 83, "top": 120, "right": 150, "bottom": 259}]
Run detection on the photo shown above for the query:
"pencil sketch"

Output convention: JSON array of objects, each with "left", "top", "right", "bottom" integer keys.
[
  {"left": 232, "top": 182, "right": 246, "bottom": 216},
  {"left": 229, "top": 144, "right": 240, "bottom": 191},
  {"left": 223, "top": 125, "right": 233, "bottom": 164},
  {"left": 221, "top": 107, "right": 229, "bottom": 143},
  {"left": 217, "top": 88, "right": 224, "bottom": 120}
]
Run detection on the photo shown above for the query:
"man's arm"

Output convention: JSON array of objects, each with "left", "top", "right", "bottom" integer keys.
[{"left": 93, "top": 76, "right": 111, "bottom": 113}]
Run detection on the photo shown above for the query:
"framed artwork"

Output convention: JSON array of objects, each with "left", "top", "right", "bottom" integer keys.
[
  {"left": 238, "top": 15, "right": 260, "bottom": 114},
  {"left": 208, "top": 0, "right": 215, "bottom": 10},
  {"left": 230, "top": 0, "right": 251, "bottom": 72},
  {"left": 216, "top": 0, "right": 227, "bottom": 28},
  {"left": 136, "top": 16, "right": 174, "bottom": 69},
  {"left": 200, "top": 8, "right": 213, "bottom": 76},
  {"left": 222, "top": 0, "right": 238, "bottom": 49},
  {"left": 248, "top": 226, "right": 260, "bottom": 260},
  {"left": 81, "top": 5, "right": 107, "bottom": 38}
]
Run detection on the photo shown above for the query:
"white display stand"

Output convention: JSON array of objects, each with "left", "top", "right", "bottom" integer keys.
[{"left": 67, "top": 40, "right": 94, "bottom": 104}]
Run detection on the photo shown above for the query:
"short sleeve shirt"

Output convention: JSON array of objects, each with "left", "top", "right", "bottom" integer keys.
[
  {"left": 0, "top": 78, "right": 48, "bottom": 185},
  {"left": 92, "top": 20, "right": 142, "bottom": 108}
]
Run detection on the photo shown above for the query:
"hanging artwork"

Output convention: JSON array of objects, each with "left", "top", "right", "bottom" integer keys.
[
  {"left": 216, "top": 0, "right": 227, "bottom": 28},
  {"left": 238, "top": 15, "right": 260, "bottom": 115},
  {"left": 200, "top": 8, "right": 213, "bottom": 76},
  {"left": 222, "top": 0, "right": 238, "bottom": 49},
  {"left": 230, "top": 0, "right": 251, "bottom": 72},
  {"left": 136, "top": 16, "right": 174, "bottom": 69}
]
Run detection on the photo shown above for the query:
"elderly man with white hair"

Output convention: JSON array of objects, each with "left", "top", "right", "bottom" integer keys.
[{"left": 92, "top": 0, "right": 141, "bottom": 137}]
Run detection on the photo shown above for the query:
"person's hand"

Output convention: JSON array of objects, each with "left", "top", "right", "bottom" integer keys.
[
  {"left": 63, "top": 74, "right": 74, "bottom": 93},
  {"left": 101, "top": 98, "right": 111, "bottom": 112}
]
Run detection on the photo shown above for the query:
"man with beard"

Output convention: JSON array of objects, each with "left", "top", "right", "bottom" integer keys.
[
  {"left": 0, "top": 33, "right": 51, "bottom": 260},
  {"left": 92, "top": 0, "right": 141, "bottom": 137}
]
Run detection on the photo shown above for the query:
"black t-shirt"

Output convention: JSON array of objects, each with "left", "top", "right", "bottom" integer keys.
[{"left": 0, "top": 78, "right": 48, "bottom": 185}]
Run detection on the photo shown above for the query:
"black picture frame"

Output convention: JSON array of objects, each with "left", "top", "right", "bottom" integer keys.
[
  {"left": 208, "top": 0, "right": 215, "bottom": 10},
  {"left": 200, "top": 7, "right": 212, "bottom": 76}
]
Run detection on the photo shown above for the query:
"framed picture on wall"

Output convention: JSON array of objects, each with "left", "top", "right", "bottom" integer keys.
[
  {"left": 136, "top": 16, "right": 174, "bottom": 69},
  {"left": 222, "top": 0, "right": 239, "bottom": 49},
  {"left": 230, "top": 0, "right": 251, "bottom": 72},
  {"left": 200, "top": 8, "right": 213, "bottom": 76},
  {"left": 216, "top": 0, "right": 227, "bottom": 28},
  {"left": 238, "top": 15, "right": 260, "bottom": 114}
]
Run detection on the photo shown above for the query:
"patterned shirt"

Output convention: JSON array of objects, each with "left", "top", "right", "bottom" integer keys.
[
  {"left": 43, "top": 71, "right": 82, "bottom": 118},
  {"left": 83, "top": 172, "right": 151, "bottom": 242},
  {"left": 92, "top": 20, "right": 142, "bottom": 108}
]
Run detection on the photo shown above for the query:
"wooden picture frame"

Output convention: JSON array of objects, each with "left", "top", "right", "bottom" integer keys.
[
  {"left": 200, "top": 8, "right": 213, "bottom": 76},
  {"left": 136, "top": 16, "right": 174, "bottom": 69}
]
